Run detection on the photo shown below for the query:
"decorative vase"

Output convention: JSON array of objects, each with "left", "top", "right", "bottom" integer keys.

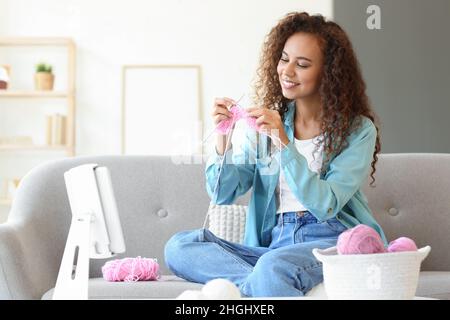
[
  {"left": 0, "top": 66, "right": 9, "bottom": 90},
  {"left": 35, "top": 72, "right": 54, "bottom": 91}
]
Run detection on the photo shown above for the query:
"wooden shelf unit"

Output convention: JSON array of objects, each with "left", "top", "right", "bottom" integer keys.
[
  {"left": 0, "top": 37, "right": 76, "bottom": 209},
  {"left": 0, "top": 37, "right": 76, "bottom": 156}
]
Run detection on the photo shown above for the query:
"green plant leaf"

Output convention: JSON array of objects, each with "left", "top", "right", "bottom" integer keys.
[{"left": 36, "top": 63, "right": 52, "bottom": 73}]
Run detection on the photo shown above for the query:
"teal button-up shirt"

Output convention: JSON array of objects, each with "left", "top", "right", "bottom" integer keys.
[{"left": 205, "top": 101, "right": 387, "bottom": 247}]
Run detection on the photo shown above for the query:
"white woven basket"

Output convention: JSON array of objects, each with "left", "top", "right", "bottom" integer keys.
[
  {"left": 207, "top": 204, "right": 247, "bottom": 244},
  {"left": 312, "top": 245, "right": 431, "bottom": 300}
]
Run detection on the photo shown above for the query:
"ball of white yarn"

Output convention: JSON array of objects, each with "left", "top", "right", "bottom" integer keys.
[
  {"left": 176, "top": 289, "right": 206, "bottom": 300},
  {"left": 201, "top": 278, "right": 241, "bottom": 300}
]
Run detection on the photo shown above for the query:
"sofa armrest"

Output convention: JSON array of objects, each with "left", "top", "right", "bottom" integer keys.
[
  {"left": 0, "top": 223, "right": 35, "bottom": 299},
  {"left": 0, "top": 216, "right": 63, "bottom": 299}
]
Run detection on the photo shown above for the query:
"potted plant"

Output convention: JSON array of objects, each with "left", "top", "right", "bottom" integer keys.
[{"left": 35, "top": 63, "right": 54, "bottom": 90}]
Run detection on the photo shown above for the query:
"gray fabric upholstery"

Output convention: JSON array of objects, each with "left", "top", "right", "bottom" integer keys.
[
  {"left": 416, "top": 272, "right": 450, "bottom": 300},
  {"left": 41, "top": 275, "right": 203, "bottom": 300},
  {"left": 41, "top": 274, "right": 450, "bottom": 300},
  {"left": 362, "top": 153, "right": 450, "bottom": 271},
  {"left": 0, "top": 153, "right": 449, "bottom": 299}
]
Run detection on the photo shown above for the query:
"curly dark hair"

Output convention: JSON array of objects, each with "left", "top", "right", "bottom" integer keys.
[{"left": 252, "top": 11, "right": 381, "bottom": 187}]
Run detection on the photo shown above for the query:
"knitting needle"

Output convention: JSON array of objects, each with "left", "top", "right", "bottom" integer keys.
[{"left": 200, "top": 93, "right": 246, "bottom": 145}]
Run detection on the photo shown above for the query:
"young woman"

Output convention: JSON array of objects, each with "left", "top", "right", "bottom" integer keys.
[{"left": 165, "top": 11, "right": 387, "bottom": 297}]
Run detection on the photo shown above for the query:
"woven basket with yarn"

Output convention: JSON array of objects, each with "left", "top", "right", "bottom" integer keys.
[
  {"left": 312, "top": 246, "right": 431, "bottom": 299},
  {"left": 207, "top": 204, "right": 247, "bottom": 243}
]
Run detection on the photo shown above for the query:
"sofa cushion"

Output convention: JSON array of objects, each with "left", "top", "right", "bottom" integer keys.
[
  {"left": 41, "top": 275, "right": 203, "bottom": 300},
  {"left": 42, "top": 272, "right": 449, "bottom": 300},
  {"left": 416, "top": 271, "right": 450, "bottom": 300}
]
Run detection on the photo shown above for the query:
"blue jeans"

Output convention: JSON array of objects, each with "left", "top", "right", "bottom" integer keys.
[{"left": 164, "top": 211, "right": 347, "bottom": 297}]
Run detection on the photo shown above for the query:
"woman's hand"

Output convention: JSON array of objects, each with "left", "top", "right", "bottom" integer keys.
[
  {"left": 246, "top": 106, "right": 290, "bottom": 148},
  {"left": 212, "top": 97, "right": 236, "bottom": 155},
  {"left": 211, "top": 97, "right": 235, "bottom": 128}
]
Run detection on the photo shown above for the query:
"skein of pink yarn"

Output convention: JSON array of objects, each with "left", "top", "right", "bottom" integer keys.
[
  {"left": 387, "top": 237, "right": 418, "bottom": 252},
  {"left": 216, "top": 105, "right": 260, "bottom": 134},
  {"left": 337, "top": 224, "right": 386, "bottom": 255},
  {"left": 102, "top": 256, "right": 160, "bottom": 282}
]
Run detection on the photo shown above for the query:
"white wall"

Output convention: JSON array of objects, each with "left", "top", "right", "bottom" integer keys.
[
  {"left": 0, "top": 0, "right": 332, "bottom": 154},
  {"left": 0, "top": 0, "right": 332, "bottom": 221}
]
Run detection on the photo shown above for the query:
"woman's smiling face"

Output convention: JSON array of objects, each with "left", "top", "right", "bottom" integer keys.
[{"left": 277, "top": 32, "right": 324, "bottom": 100}]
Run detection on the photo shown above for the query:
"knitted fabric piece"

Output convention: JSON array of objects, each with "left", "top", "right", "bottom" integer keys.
[{"left": 215, "top": 106, "right": 260, "bottom": 135}]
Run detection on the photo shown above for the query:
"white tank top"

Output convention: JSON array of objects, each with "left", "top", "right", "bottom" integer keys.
[{"left": 276, "top": 134, "right": 324, "bottom": 213}]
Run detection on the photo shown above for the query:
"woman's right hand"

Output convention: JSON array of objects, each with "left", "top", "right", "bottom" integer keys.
[
  {"left": 212, "top": 97, "right": 236, "bottom": 155},
  {"left": 211, "top": 97, "right": 235, "bottom": 127}
]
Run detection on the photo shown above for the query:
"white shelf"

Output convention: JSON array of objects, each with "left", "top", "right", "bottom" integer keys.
[
  {"left": 0, "top": 90, "right": 72, "bottom": 98},
  {"left": 0, "top": 198, "right": 12, "bottom": 206},
  {"left": 0, "top": 144, "right": 69, "bottom": 152},
  {"left": 0, "top": 37, "right": 74, "bottom": 46}
]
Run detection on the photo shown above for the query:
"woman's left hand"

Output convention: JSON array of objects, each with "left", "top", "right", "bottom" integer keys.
[{"left": 246, "top": 106, "right": 290, "bottom": 147}]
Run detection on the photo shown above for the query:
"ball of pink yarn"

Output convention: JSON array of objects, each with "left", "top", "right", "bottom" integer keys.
[
  {"left": 387, "top": 237, "right": 418, "bottom": 253},
  {"left": 102, "top": 256, "right": 160, "bottom": 282},
  {"left": 337, "top": 224, "right": 386, "bottom": 255}
]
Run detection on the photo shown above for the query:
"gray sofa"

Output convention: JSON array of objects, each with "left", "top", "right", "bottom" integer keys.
[{"left": 0, "top": 153, "right": 449, "bottom": 300}]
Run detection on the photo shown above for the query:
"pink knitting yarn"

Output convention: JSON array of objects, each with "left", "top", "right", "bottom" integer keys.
[
  {"left": 245, "top": 114, "right": 260, "bottom": 132},
  {"left": 387, "top": 237, "right": 418, "bottom": 253},
  {"left": 102, "top": 256, "right": 160, "bottom": 282},
  {"left": 216, "top": 105, "right": 260, "bottom": 134},
  {"left": 337, "top": 224, "right": 387, "bottom": 255}
]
